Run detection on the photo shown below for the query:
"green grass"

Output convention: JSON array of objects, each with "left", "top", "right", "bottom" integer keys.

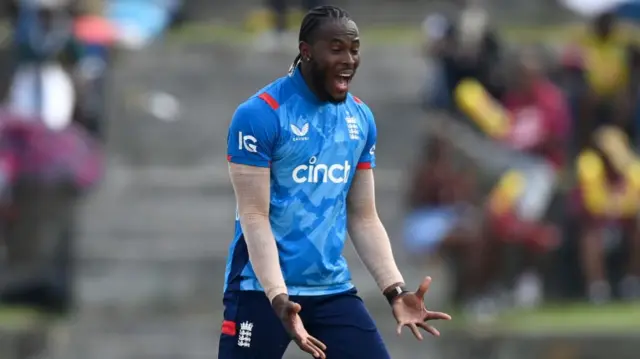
[
  {"left": 0, "top": 306, "right": 50, "bottom": 331},
  {"left": 452, "top": 302, "right": 640, "bottom": 335}
]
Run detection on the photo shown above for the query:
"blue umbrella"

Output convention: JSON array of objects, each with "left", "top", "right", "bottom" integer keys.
[{"left": 106, "top": 0, "right": 182, "bottom": 49}]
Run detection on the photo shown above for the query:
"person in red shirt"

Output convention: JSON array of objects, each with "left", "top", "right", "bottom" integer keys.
[
  {"left": 484, "top": 50, "right": 571, "bottom": 308},
  {"left": 488, "top": 50, "right": 569, "bottom": 248},
  {"left": 502, "top": 53, "right": 570, "bottom": 171},
  {"left": 452, "top": 48, "right": 571, "bottom": 308}
]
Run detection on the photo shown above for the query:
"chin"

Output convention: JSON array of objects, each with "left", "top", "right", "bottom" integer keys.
[{"left": 327, "top": 92, "right": 348, "bottom": 104}]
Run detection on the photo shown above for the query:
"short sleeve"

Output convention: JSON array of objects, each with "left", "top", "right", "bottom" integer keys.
[
  {"left": 227, "top": 98, "right": 279, "bottom": 168},
  {"left": 357, "top": 104, "right": 377, "bottom": 169}
]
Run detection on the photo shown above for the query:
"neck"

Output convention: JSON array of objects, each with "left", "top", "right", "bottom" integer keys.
[{"left": 299, "top": 62, "right": 327, "bottom": 102}]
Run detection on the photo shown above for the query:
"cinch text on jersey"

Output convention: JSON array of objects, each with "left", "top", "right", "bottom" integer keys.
[{"left": 292, "top": 156, "right": 351, "bottom": 183}]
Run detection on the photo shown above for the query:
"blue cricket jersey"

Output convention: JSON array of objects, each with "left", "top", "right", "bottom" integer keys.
[{"left": 224, "top": 67, "right": 377, "bottom": 296}]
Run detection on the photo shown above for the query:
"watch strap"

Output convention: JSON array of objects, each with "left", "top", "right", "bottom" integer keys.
[{"left": 384, "top": 285, "right": 408, "bottom": 305}]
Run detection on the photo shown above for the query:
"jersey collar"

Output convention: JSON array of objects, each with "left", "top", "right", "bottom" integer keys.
[{"left": 291, "top": 66, "right": 322, "bottom": 104}]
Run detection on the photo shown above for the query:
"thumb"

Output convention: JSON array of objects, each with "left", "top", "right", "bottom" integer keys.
[
  {"left": 415, "top": 276, "right": 432, "bottom": 299},
  {"left": 288, "top": 301, "right": 302, "bottom": 314}
]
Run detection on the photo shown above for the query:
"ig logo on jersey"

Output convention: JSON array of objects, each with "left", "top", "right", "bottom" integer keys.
[{"left": 238, "top": 131, "right": 258, "bottom": 153}]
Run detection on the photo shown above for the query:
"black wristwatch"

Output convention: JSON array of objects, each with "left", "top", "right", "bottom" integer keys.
[{"left": 384, "top": 285, "right": 409, "bottom": 305}]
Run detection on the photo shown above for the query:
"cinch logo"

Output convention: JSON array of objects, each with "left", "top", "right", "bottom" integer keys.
[{"left": 292, "top": 156, "right": 351, "bottom": 184}]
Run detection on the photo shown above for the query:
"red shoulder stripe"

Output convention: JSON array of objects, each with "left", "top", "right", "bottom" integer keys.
[
  {"left": 352, "top": 95, "right": 362, "bottom": 104},
  {"left": 258, "top": 93, "right": 280, "bottom": 110}
]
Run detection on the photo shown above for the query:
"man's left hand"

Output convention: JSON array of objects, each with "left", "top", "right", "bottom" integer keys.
[{"left": 391, "top": 276, "right": 452, "bottom": 340}]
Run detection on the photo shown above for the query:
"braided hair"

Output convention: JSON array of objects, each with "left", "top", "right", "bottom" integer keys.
[{"left": 288, "top": 5, "right": 351, "bottom": 74}]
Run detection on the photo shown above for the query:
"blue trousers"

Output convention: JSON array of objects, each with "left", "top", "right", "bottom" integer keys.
[{"left": 218, "top": 289, "right": 391, "bottom": 359}]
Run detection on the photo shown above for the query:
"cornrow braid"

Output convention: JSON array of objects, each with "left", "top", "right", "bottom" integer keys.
[{"left": 289, "top": 5, "right": 351, "bottom": 74}]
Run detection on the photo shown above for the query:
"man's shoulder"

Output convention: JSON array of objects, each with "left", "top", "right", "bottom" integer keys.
[
  {"left": 347, "top": 94, "right": 374, "bottom": 121},
  {"left": 234, "top": 77, "right": 287, "bottom": 115},
  {"left": 232, "top": 95, "right": 282, "bottom": 133},
  {"left": 239, "top": 75, "right": 299, "bottom": 112}
]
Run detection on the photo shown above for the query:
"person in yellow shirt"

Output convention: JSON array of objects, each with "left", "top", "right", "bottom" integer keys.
[
  {"left": 573, "top": 11, "right": 638, "bottom": 150},
  {"left": 574, "top": 126, "right": 640, "bottom": 303}
]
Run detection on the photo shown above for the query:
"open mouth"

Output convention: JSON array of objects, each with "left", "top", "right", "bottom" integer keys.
[{"left": 333, "top": 71, "right": 353, "bottom": 93}]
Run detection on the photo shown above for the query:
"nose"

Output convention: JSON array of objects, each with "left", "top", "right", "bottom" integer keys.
[{"left": 341, "top": 50, "right": 356, "bottom": 66}]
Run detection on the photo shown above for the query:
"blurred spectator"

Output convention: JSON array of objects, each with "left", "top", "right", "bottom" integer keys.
[
  {"left": 501, "top": 49, "right": 570, "bottom": 171},
  {"left": 481, "top": 49, "right": 570, "bottom": 308},
  {"left": 403, "top": 133, "right": 491, "bottom": 307},
  {"left": 574, "top": 126, "right": 640, "bottom": 304},
  {"left": 7, "top": 0, "right": 81, "bottom": 130},
  {"left": 0, "top": 0, "right": 105, "bottom": 315},
  {"left": 422, "top": 1, "right": 504, "bottom": 111},
  {"left": 6, "top": 0, "right": 113, "bottom": 138},
  {"left": 571, "top": 11, "right": 638, "bottom": 148}
]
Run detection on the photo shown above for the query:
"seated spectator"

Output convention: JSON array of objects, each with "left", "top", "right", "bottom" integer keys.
[
  {"left": 456, "top": 48, "right": 569, "bottom": 229},
  {"left": 0, "top": 108, "right": 103, "bottom": 314},
  {"left": 422, "top": 2, "right": 504, "bottom": 111},
  {"left": 574, "top": 126, "right": 640, "bottom": 303},
  {"left": 0, "top": 0, "right": 105, "bottom": 314},
  {"left": 5, "top": 0, "right": 112, "bottom": 139},
  {"left": 458, "top": 49, "right": 570, "bottom": 308},
  {"left": 500, "top": 50, "right": 570, "bottom": 172},
  {"left": 570, "top": 11, "right": 638, "bottom": 148},
  {"left": 404, "top": 133, "right": 490, "bottom": 307}
]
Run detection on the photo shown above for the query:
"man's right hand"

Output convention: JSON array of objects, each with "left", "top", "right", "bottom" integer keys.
[{"left": 272, "top": 294, "right": 327, "bottom": 358}]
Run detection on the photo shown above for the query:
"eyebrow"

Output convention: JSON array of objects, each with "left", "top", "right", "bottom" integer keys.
[{"left": 330, "top": 37, "right": 360, "bottom": 44}]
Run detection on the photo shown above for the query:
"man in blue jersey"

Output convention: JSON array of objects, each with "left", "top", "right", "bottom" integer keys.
[{"left": 222, "top": 6, "right": 451, "bottom": 359}]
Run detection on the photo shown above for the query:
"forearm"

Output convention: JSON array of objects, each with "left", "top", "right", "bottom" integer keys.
[
  {"left": 239, "top": 214, "right": 288, "bottom": 302},
  {"left": 348, "top": 215, "right": 404, "bottom": 292},
  {"left": 229, "top": 163, "right": 287, "bottom": 302},
  {"left": 347, "top": 170, "right": 404, "bottom": 290}
]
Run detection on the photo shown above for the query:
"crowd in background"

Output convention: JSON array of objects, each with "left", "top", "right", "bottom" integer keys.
[
  {"left": 0, "top": 0, "right": 189, "bottom": 315},
  {"left": 414, "top": 2, "right": 640, "bottom": 320},
  {"left": 2, "top": 0, "right": 640, "bottom": 324}
]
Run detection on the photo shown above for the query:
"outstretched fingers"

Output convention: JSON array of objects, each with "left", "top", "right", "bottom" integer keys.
[
  {"left": 426, "top": 311, "right": 452, "bottom": 321},
  {"left": 295, "top": 335, "right": 327, "bottom": 359},
  {"left": 417, "top": 322, "right": 440, "bottom": 337},
  {"left": 396, "top": 321, "right": 425, "bottom": 340},
  {"left": 415, "top": 276, "right": 432, "bottom": 299},
  {"left": 397, "top": 321, "right": 440, "bottom": 339}
]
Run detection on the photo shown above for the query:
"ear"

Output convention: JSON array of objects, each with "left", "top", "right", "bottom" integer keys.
[{"left": 299, "top": 41, "right": 311, "bottom": 61}]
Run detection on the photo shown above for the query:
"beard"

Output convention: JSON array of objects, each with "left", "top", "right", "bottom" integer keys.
[{"left": 308, "top": 60, "right": 346, "bottom": 104}]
